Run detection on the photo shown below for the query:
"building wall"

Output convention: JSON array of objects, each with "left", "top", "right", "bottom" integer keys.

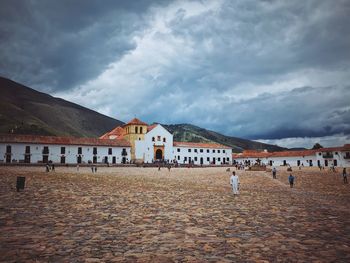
[
  {"left": 0, "top": 143, "right": 131, "bottom": 164},
  {"left": 315, "top": 150, "right": 350, "bottom": 167},
  {"left": 174, "top": 146, "right": 232, "bottom": 165},
  {"left": 135, "top": 125, "right": 174, "bottom": 163}
]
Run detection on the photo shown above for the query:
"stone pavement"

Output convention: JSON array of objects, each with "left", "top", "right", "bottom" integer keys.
[{"left": 0, "top": 166, "right": 349, "bottom": 262}]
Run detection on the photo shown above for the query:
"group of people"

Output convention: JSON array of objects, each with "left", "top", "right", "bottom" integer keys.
[{"left": 229, "top": 167, "right": 349, "bottom": 195}]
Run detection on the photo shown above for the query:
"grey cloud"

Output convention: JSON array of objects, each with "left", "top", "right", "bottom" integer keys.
[
  {"left": 1, "top": 0, "right": 350, "bottom": 143},
  {"left": 0, "top": 0, "right": 170, "bottom": 91}
]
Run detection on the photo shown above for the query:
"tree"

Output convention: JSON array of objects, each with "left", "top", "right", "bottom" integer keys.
[{"left": 312, "top": 143, "right": 323, "bottom": 149}]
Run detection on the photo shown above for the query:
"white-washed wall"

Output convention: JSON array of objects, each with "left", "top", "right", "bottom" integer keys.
[
  {"left": 315, "top": 150, "right": 350, "bottom": 167},
  {"left": 135, "top": 125, "right": 174, "bottom": 163},
  {"left": 174, "top": 147, "right": 232, "bottom": 165},
  {"left": 0, "top": 143, "right": 131, "bottom": 164}
]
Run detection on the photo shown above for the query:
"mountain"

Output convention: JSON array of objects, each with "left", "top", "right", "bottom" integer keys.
[
  {"left": 163, "top": 124, "right": 286, "bottom": 153},
  {"left": 0, "top": 76, "right": 285, "bottom": 152},
  {"left": 0, "top": 76, "right": 124, "bottom": 137}
]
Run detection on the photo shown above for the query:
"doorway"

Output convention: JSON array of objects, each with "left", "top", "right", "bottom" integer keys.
[
  {"left": 297, "top": 160, "right": 300, "bottom": 166},
  {"left": 200, "top": 157, "right": 203, "bottom": 165},
  {"left": 112, "top": 156, "right": 116, "bottom": 164},
  {"left": 333, "top": 159, "right": 337, "bottom": 166},
  {"left": 93, "top": 156, "right": 97, "bottom": 164},
  {"left": 61, "top": 156, "right": 66, "bottom": 164},
  {"left": 155, "top": 149, "right": 163, "bottom": 160},
  {"left": 77, "top": 155, "right": 82, "bottom": 164},
  {"left": 324, "top": 160, "right": 328, "bottom": 167}
]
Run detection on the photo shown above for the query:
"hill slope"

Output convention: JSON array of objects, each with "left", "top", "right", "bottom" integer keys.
[
  {"left": 0, "top": 76, "right": 285, "bottom": 152},
  {"left": 0, "top": 77, "right": 124, "bottom": 137},
  {"left": 163, "top": 124, "right": 285, "bottom": 152}
]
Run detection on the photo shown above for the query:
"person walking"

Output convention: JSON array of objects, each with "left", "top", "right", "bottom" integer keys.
[
  {"left": 272, "top": 167, "right": 277, "bottom": 179},
  {"left": 288, "top": 174, "right": 295, "bottom": 188},
  {"left": 343, "top": 168, "right": 348, "bottom": 184},
  {"left": 230, "top": 171, "right": 240, "bottom": 195}
]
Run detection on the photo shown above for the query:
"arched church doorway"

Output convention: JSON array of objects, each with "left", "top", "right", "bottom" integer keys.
[{"left": 155, "top": 149, "right": 163, "bottom": 160}]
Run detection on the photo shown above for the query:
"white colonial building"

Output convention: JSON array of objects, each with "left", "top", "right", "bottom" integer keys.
[
  {"left": 0, "top": 134, "right": 131, "bottom": 164},
  {"left": 101, "top": 118, "right": 233, "bottom": 165},
  {"left": 232, "top": 144, "right": 350, "bottom": 168},
  {"left": 174, "top": 142, "right": 232, "bottom": 165}
]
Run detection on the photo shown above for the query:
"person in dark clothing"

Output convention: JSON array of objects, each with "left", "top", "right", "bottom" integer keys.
[
  {"left": 343, "top": 168, "right": 348, "bottom": 184},
  {"left": 288, "top": 174, "right": 295, "bottom": 188}
]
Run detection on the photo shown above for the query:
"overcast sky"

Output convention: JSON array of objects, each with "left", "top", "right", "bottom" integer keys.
[{"left": 1, "top": 0, "right": 350, "bottom": 148}]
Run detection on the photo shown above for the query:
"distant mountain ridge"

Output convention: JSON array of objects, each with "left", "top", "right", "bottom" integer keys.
[
  {"left": 0, "top": 76, "right": 124, "bottom": 137},
  {"left": 0, "top": 76, "right": 285, "bottom": 152},
  {"left": 162, "top": 124, "right": 286, "bottom": 153}
]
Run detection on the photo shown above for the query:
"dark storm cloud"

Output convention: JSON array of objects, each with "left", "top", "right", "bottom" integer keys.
[
  {"left": 0, "top": 0, "right": 349, "bottom": 146},
  {"left": 0, "top": 0, "right": 169, "bottom": 91}
]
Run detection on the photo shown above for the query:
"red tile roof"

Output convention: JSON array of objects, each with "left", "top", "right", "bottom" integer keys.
[
  {"left": 147, "top": 124, "right": 158, "bottom": 132},
  {"left": 173, "top": 141, "right": 231, "bottom": 149},
  {"left": 99, "top": 126, "right": 125, "bottom": 139},
  {"left": 316, "top": 145, "right": 350, "bottom": 152},
  {"left": 0, "top": 134, "right": 130, "bottom": 147},
  {"left": 124, "top": 118, "right": 148, "bottom": 126}
]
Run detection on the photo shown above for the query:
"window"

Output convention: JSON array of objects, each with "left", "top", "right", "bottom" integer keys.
[
  {"left": 93, "top": 147, "right": 97, "bottom": 155},
  {"left": 335, "top": 152, "right": 338, "bottom": 155},
  {"left": 218, "top": 150, "right": 220, "bottom": 153},
  {"left": 43, "top": 146, "right": 49, "bottom": 154},
  {"left": 135, "top": 127, "right": 138, "bottom": 134},
  {"left": 140, "top": 127, "right": 143, "bottom": 133},
  {"left": 61, "top": 147, "right": 65, "bottom": 154},
  {"left": 194, "top": 157, "right": 197, "bottom": 161},
  {"left": 152, "top": 137, "right": 155, "bottom": 142},
  {"left": 177, "top": 156, "right": 180, "bottom": 160},
  {"left": 200, "top": 149, "right": 203, "bottom": 153},
  {"left": 207, "top": 157, "right": 210, "bottom": 161},
  {"left": 188, "top": 149, "right": 191, "bottom": 152},
  {"left": 218, "top": 157, "right": 221, "bottom": 161},
  {"left": 108, "top": 148, "right": 112, "bottom": 155},
  {"left": 78, "top": 147, "right": 82, "bottom": 154},
  {"left": 157, "top": 136, "right": 161, "bottom": 141},
  {"left": 223, "top": 150, "right": 226, "bottom": 153},
  {"left": 177, "top": 148, "right": 180, "bottom": 152},
  {"left": 207, "top": 149, "right": 209, "bottom": 153},
  {"left": 163, "top": 138, "right": 166, "bottom": 143},
  {"left": 227, "top": 157, "right": 229, "bottom": 161},
  {"left": 25, "top": 146, "right": 30, "bottom": 154},
  {"left": 184, "top": 157, "right": 187, "bottom": 162},
  {"left": 194, "top": 149, "right": 197, "bottom": 153},
  {"left": 318, "top": 153, "right": 321, "bottom": 156},
  {"left": 213, "top": 149, "right": 216, "bottom": 153}
]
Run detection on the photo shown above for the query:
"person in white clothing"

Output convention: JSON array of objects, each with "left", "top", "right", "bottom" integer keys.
[{"left": 230, "top": 171, "right": 240, "bottom": 195}]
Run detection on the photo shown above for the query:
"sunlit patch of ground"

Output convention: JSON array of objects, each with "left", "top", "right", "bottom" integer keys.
[{"left": 0, "top": 166, "right": 349, "bottom": 262}]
